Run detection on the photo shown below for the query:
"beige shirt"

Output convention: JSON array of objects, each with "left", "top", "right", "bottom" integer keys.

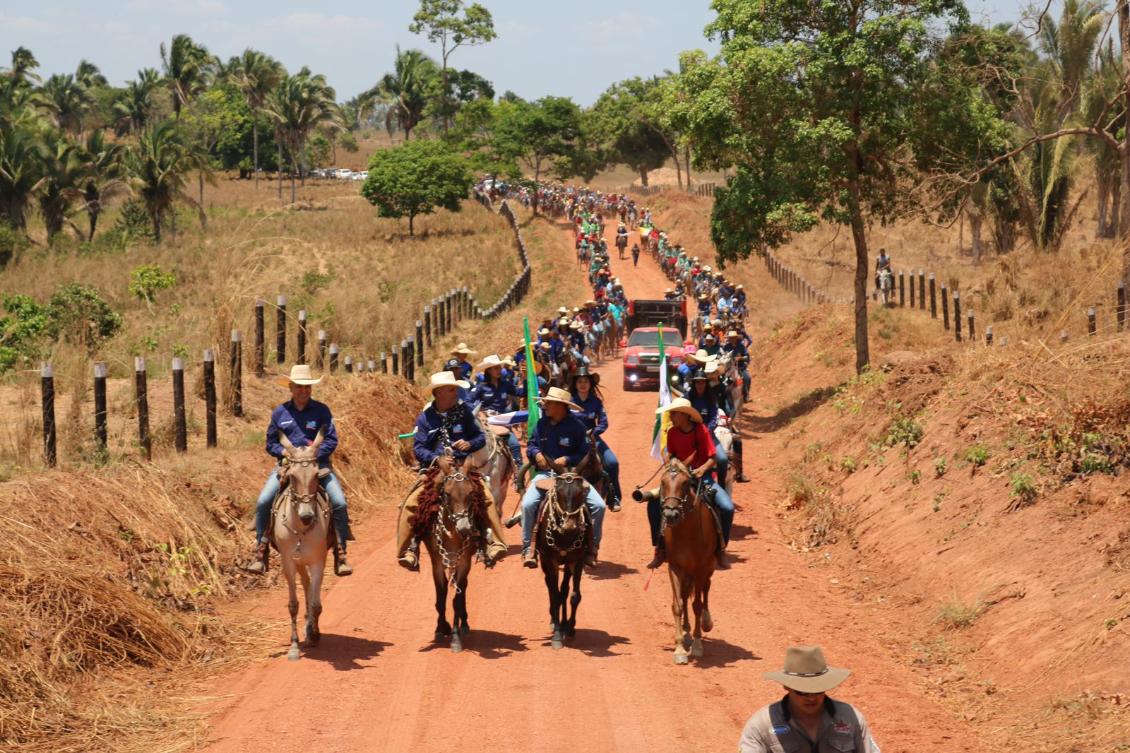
[{"left": 738, "top": 697, "right": 881, "bottom": 753}]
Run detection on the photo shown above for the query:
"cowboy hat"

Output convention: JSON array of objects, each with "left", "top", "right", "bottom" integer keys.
[
  {"left": 425, "top": 370, "right": 470, "bottom": 395},
  {"left": 688, "top": 350, "right": 717, "bottom": 366},
  {"left": 726, "top": 330, "right": 741, "bottom": 338},
  {"left": 538, "top": 386, "right": 581, "bottom": 412},
  {"left": 450, "top": 342, "right": 476, "bottom": 356},
  {"left": 690, "top": 369, "right": 708, "bottom": 382},
  {"left": 476, "top": 354, "right": 503, "bottom": 371},
  {"left": 570, "top": 366, "right": 600, "bottom": 388},
  {"left": 764, "top": 646, "right": 851, "bottom": 694},
  {"left": 558, "top": 306, "right": 569, "bottom": 314},
  {"left": 538, "top": 327, "right": 551, "bottom": 337},
  {"left": 277, "top": 363, "right": 322, "bottom": 387},
  {"left": 659, "top": 397, "right": 702, "bottom": 424}
]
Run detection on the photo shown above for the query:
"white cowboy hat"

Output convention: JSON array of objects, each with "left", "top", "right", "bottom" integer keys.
[
  {"left": 477, "top": 354, "right": 503, "bottom": 371},
  {"left": 688, "top": 350, "right": 717, "bottom": 366},
  {"left": 276, "top": 363, "right": 322, "bottom": 386},
  {"left": 450, "top": 342, "right": 476, "bottom": 356},
  {"left": 425, "top": 370, "right": 470, "bottom": 395},
  {"left": 764, "top": 646, "right": 851, "bottom": 694},
  {"left": 538, "top": 386, "right": 581, "bottom": 412},
  {"left": 659, "top": 397, "right": 702, "bottom": 424},
  {"left": 557, "top": 306, "right": 569, "bottom": 314},
  {"left": 705, "top": 360, "right": 720, "bottom": 374},
  {"left": 726, "top": 330, "right": 741, "bottom": 338}
]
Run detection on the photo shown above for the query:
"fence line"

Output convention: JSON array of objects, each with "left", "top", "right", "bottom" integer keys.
[{"left": 33, "top": 190, "right": 534, "bottom": 467}]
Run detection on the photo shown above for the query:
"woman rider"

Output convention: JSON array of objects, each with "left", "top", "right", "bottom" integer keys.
[
  {"left": 688, "top": 369, "right": 730, "bottom": 487},
  {"left": 569, "top": 367, "right": 622, "bottom": 512}
]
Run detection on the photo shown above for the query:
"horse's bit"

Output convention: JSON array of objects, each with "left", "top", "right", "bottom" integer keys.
[
  {"left": 543, "top": 472, "right": 588, "bottom": 553},
  {"left": 434, "top": 471, "right": 474, "bottom": 593}
]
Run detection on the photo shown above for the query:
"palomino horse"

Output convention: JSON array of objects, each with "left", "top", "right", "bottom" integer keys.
[
  {"left": 534, "top": 471, "right": 592, "bottom": 649},
  {"left": 472, "top": 413, "right": 516, "bottom": 520},
  {"left": 272, "top": 431, "right": 331, "bottom": 661},
  {"left": 659, "top": 460, "right": 719, "bottom": 665},
  {"left": 418, "top": 466, "right": 490, "bottom": 653}
]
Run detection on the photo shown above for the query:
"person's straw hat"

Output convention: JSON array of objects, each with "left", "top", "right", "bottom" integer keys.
[
  {"left": 763, "top": 646, "right": 851, "bottom": 694},
  {"left": 688, "top": 350, "right": 717, "bottom": 366},
  {"left": 659, "top": 397, "right": 702, "bottom": 424},
  {"left": 558, "top": 306, "right": 569, "bottom": 314},
  {"left": 705, "top": 360, "right": 720, "bottom": 375},
  {"left": 538, "top": 327, "right": 551, "bottom": 336},
  {"left": 726, "top": 330, "right": 740, "bottom": 338},
  {"left": 425, "top": 370, "right": 470, "bottom": 395},
  {"left": 539, "top": 386, "right": 581, "bottom": 412},
  {"left": 476, "top": 354, "right": 503, "bottom": 372},
  {"left": 277, "top": 364, "right": 322, "bottom": 386},
  {"left": 569, "top": 320, "right": 584, "bottom": 330},
  {"left": 450, "top": 342, "right": 476, "bottom": 356}
]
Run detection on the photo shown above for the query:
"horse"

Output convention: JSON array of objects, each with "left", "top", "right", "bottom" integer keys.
[
  {"left": 272, "top": 430, "right": 331, "bottom": 662},
  {"left": 472, "top": 413, "right": 516, "bottom": 519},
  {"left": 658, "top": 459, "right": 720, "bottom": 665},
  {"left": 712, "top": 419, "right": 736, "bottom": 498},
  {"left": 878, "top": 268, "right": 894, "bottom": 307},
  {"left": 534, "top": 471, "right": 592, "bottom": 649},
  {"left": 418, "top": 466, "right": 490, "bottom": 653}
]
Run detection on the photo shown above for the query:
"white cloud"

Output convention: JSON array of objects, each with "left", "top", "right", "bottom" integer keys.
[
  {"left": 277, "top": 12, "right": 383, "bottom": 33},
  {"left": 0, "top": 12, "right": 57, "bottom": 32}
]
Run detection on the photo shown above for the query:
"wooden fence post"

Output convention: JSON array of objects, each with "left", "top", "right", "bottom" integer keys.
[
  {"left": 297, "top": 310, "right": 307, "bottom": 365},
  {"left": 1088, "top": 307, "right": 1097, "bottom": 336},
  {"left": 391, "top": 345, "right": 399, "bottom": 376},
  {"left": 967, "top": 311, "right": 976, "bottom": 342},
  {"left": 380, "top": 351, "right": 387, "bottom": 374},
  {"left": 254, "top": 299, "right": 265, "bottom": 377},
  {"left": 367, "top": 359, "right": 376, "bottom": 373},
  {"left": 909, "top": 272, "right": 916, "bottom": 308},
  {"left": 929, "top": 275, "right": 937, "bottom": 319},
  {"left": 918, "top": 271, "right": 926, "bottom": 310},
  {"left": 1118, "top": 283, "right": 1126, "bottom": 332},
  {"left": 172, "top": 357, "right": 187, "bottom": 453},
  {"left": 985, "top": 326, "right": 994, "bottom": 346},
  {"left": 1060, "top": 330, "right": 1069, "bottom": 343},
  {"left": 276, "top": 294, "right": 287, "bottom": 365},
  {"left": 424, "top": 305, "right": 433, "bottom": 347},
  {"left": 953, "top": 294, "right": 962, "bottom": 342},
  {"left": 317, "top": 330, "right": 327, "bottom": 369},
  {"left": 203, "top": 349, "right": 217, "bottom": 448},
  {"left": 41, "top": 362, "right": 55, "bottom": 467},
  {"left": 93, "top": 362, "right": 107, "bottom": 453},
  {"left": 230, "top": 330, "right": 243, "bottom": 417},
  {"left": 941, "top": 285, "right": 950, "bottom": 330},
  {"left": 135, "top": 357, "right": 151, "bottom": 461},
  {"left": 416, "top": 320, "right": 424, "bottom": 367},
  {"left": 329, "top": 343, "right": 340, "bottom": 373},
  {"left": 898, "top": 271, "right": 905, "bottom": 307},
  {"left": 344, "top": 355, "right": 353, "bottom": 374},
  {"left": 408, "top": 337, "right": 416, "bottom": 381}
]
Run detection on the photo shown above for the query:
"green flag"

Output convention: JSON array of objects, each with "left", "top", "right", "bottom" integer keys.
[{"left": 523, "top": 316, "right": 540, "bottom": 439}]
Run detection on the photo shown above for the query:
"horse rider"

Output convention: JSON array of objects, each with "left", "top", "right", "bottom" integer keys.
[
  {"left": 518, "top": 386, "right": 607, "bottom": 568},
  {"left": 450, "top": 342, "right": 476, "bottom": 380},
  {"left": 396, "top": 371, "right": 509, "bottom": 570},
  {"left": 688, "top": 367, "right": 731, "bottom": 486},
  {"left": 639, "top": 397, "right": 733, "bottom": 569},
  {"left": 569, "top": 366, "right": 622, "bottom": 512},
  {"left": 616, "top": 223, "right": 629, "bottom": 257},
  {"left": 874, "top": 248, "right": 892, "bottom": 291},
  {"left": 723, "top": 329, "right": 751, "bottom": 403},
  {"left": 246, "top": 364, "right": 354, "bottom": 577},
  {"left": 631, "top": 242, "right": 641, "bottom": 267},
  {"left": 739, "top": 646, "right": 881, "bottom": 753},
  {"left": 470, "top": 354, "right": 523, "bottom": 482}
]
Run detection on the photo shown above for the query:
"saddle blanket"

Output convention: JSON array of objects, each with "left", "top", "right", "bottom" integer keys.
[{"left": 486, "top": 411, "right": 529, "bottom": 427}]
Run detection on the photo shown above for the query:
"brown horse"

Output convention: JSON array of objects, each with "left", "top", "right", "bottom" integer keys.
[
  {"left": 535, "top": 471, "right": 592, "bottom": 649},
  {"left": 659, "top": 459, "right": 719, "bottom": 665},
  {"left": 418, "top": 466, "right": 489, "bottom": 653}
]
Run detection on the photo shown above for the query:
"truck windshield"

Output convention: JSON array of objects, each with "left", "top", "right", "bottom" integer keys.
[{"left": 627, "top": 330, "right": 667, "bottom": 348}]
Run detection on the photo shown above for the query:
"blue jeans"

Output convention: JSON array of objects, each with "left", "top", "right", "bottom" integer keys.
[
  {"left": 254, "top": 468, "right": 352, "bottom": 549},
  {"left": 711, "top": 434, "right": 729, "bottom": 486},
  {"left": 647, "top": 478, "right": 733, "bottom": 545},
  {"left": 520, "top": 471, "right": 605, "bottom": 551},
  {"left": 596, "top": 438, "right": 621, "bottom": 504},
  {"left": 505, "top": 432, "right": 523, "bottom": 469}
]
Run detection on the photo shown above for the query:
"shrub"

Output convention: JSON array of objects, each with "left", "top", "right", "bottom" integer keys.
[
  {"left": 839, "top": 456, "right": 857, "bottom": 474},
  {"left": 936, "top": 596, "right": 983, "bottom": 630},
  {"left": 965, "top": 444, "right": 990, "bottom": 467},
  {"left": 109, "top": 199, "right": 156, "bottom": 244},
  {"left": 0, "top": 221, "right": 26, "bottom": 269},
  {"left": 934, "top": 456, "right": 948, "bottom": 477},
  {"left": 48, "top": 283, "right": 122, "bottom": 352},
  {"left": 885, "top": 416, "right": 924, "bottom": 448},
  {"left": 0, "top": 294, "right": 55, "bottom": 370},
  {"left": 128, "top": 264, "right": 177, "bottom": 304},
  {"left": 1008, "top": 472, "right": 1038, "bottom": 511}
]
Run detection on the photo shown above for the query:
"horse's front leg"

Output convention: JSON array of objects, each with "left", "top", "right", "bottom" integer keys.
[
  {"left": 305, "top": 553, "right": 326, "bottom": 647},
  {"left": 542, "top": 558, "right": 564, "bottom": 649},
  {"left": 450, "top": 554, "right": 470, "bottom": 654},
  {"left": 669, "top": 565, "right": 691, "bottom": 665},
  {"left": 284, "top": 560, "right": 301, "bottom": 661},
  {"left": 431, "top": 546, "right": 451, "bottom": 641},
  {"left": 565, "top": 560, "right": 582, "bottom": 639},
  {"left": 690, "top": 579, "right": 705, "bottom": 659}
]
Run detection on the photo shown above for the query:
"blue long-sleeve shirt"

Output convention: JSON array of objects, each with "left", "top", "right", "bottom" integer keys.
[
  {"left": 454, "top": 360, "right": 472, "bottom": 380},
  {"left": 527, "top": 413, "right": 589, "bottom": 467},
  {"left": 689, "top": 393, "right": 720, "bottom": 431},
  {"left": 571, "top": 392, "right": 608, "bottom": 436},
  {"left": 265, "top": 399, "right": 338, "bottom": 463},
  {"left": 413, "top": 401, "right": 486, "bottom": 467},
  {"left": 470, "top": 378, "right": 519, "bottom": 413}
]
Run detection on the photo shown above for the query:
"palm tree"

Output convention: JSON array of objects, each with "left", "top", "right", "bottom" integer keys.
[
  {"left": 0, "top": 125, "right": 44, "bottom": 231},
  {"left": 74, "top": 60, "right": 107, "bottom": 90},
  {"left": 38, "top": 73, "right": 92, "bottom": 136},
  {"left": 224, "top": 49, "right": 284, "bottom": 189},
  {"left": 35, "top": 128, "right": 87, "bottom": 241},
  {"left": 113, "top": 68, "right": 161, "bottom": 134},
  {"left": 126, "top": 120, "right": 201, "bottom": 243},
  {"left": 75, "top": 130, "right": 126, "bottom": 241},
  {"left": 374, "top": 47, "right": 438, "bottom": 141},
  {"left": 264, "top": 69, "right": 341, "bottom": 203},
  {"left": 160, "top": 34, "right": 214, "bottom": 118},
  {"left": 3, "top": 47, "right": 41, "bottom": 87},
  {"left": 1039, "top": 0, "right": 1106, "bottom": 120}
]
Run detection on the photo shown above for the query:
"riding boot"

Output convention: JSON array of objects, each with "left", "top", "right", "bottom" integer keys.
[
  {"left": 244, "top": 539, "right": 269, "bottom": 574},
  {"left": 333, "top": 544, "right": 353, "bottom": 576},
  {"left": 733, "top": 443, "right": 750, "bottom": 483},
  {"left": 522, "top": 547, "right": 538, "bottom": 568},
  {"left": 646, "top": 540, "right": 666, "bottom": 569},
  {"left": 716, "top": 548, "right": 731, "bottom": 570},
  {"left": 398, "top": 537, "right": 420, "bottom": 571}
]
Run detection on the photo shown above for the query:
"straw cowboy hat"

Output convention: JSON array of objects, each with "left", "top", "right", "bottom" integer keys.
[
  {"left": 688, "top": 350, "right": 717, "bottom": 367},
  {"left": 558, "top": 306, "right": 569, "bottom": 314},
  {"left": 277, "top": 364, "right": 322, "bottom": 387},
  {"left": 726, "top": 330, "right": 741, "bottom": 339},
  {"left": 538, "top": 386, "right": 581, "bottom": 412},
  {"left": 424, "top": 370, "right": 470, "bottom": 395},
  {"left": 477, "top": 354, "right": 504, "bottom": 371},
  {"left": 450, "top": 342, "right": 476, "bottom": 356},
  {"left": 764, "top": 646, "right": 851, "bottom": 694},
  {"left": 658, "top": 397, "right": 702, "bottom": 424}
]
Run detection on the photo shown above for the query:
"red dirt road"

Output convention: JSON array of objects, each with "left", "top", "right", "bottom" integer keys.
[{"left": 200, "top": 219, "right": 985, "bottom": 753}]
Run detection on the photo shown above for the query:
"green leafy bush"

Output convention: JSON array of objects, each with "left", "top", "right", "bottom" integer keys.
[
  {"left": 885, "top": 416, "right": 924, "bottom": 448},
  {"left": 0, "top": 295, "right": 55, "bottom": 370},
  {"left": 129, "top": 264, "right": 177, "bottom": 304},
  {"left": 0, "top": 222, "right": 26, "bottom": 269},
  {"left": 965, "top": 444, "right": 990, "bottom": 467},
  {"left": 47, "top": 283, "right": 122, "bottom": 352}
]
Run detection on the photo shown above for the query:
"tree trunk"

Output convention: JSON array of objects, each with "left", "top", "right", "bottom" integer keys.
[
  {"left": 199, "top": 172, "right": 206, "bottom": 228},
  {"left": 532, "top": 161, "right": 541, "bottom": 216},
  {"left": 1110, "top": 177, "right": 1122, "bottom": 238},
  {"left": 253, "top": 120, "right": 259, "bottom": 189},
  {"left": 1119, "top": 0, "right": 1130, "bottom": 282},
  {"left": 87, "top": 208, "right": 98, "bottom": 242},
  {"left": 684, "top": 143, "right": 692, "bottom": 192},
  {"left": 277, "top": 141, "right": 283, "bottom": 201},
  {"left": 291, "top": 156, "right": 297, "bottom": 204},
  {"left": 672, "top": 149, "right": 683, "bottom": 191},
  {"left": 969, "top": 211, "right": 983, "bottom": 264},
  {"left": 152, "top": 208, "right": 162, "bottom": 244},
  {"left": 846, "top": 138, "right": 870, "bottom": 373},
  {"left": 639, "top": 168, "right": 649, "bottom": 187},
  {"left": 408, "top": 212, "right": 415, "bottom": 237},
  {"left": 1097, "top": 170, "right": 1110, "bottom": 237}
]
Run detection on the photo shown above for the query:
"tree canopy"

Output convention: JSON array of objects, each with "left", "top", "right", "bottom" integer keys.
[{"left": 360, "top": 139, "right": 471, "bottom": 236}]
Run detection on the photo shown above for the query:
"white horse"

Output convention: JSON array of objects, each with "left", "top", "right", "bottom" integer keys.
[
  {"left": 272, "top": 431, "right": 331, "bottom": 661},
  {"left": 878, "top": 268, "right": 894, "bottom": 307},
  {"left": 472, "top": 415, "right": 516, "bottom": 524}
]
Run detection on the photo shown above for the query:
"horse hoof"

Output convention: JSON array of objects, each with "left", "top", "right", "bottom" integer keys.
[
  {"left": 673, "top": 652, "right": 689, "bottom": 665},
  {"left": 451, "top": 637, "right": 463, "bottom": 653},
  {"left": 459, "top": 623, "right": 470, "bottom": 636},
  {"left": 551, "top": 639, "right": 563, "bottom": 650},
  {"left": 434, "top": 631, "right": 446, "bottom": 643},
  {"left": 691, "top": 639, "right": 704, "bottom": 658},
  {"left": 702, "top": 612, "right": 714, "bottom": 634},
  {"left": 287, "top": 647, "right": 301, "bottom": 662}
]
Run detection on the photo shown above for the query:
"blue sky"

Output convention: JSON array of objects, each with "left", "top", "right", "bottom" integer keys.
[{"left": 1, "top": 1, "right": 1031, "bottom": 105}]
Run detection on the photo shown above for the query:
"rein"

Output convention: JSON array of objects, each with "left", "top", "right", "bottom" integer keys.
[
  {"left": 542, "top": 472, "right": 588, "bottom": 554},
  {"left": 432, "top": 470, "right": 482, "bottom": 594}
]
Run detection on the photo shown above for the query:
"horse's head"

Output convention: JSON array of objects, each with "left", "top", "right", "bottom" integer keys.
[
  {"left": 279, "top": 430, "right": 325, "bottom": 526},
  {"left": 439, "top": 466, "right": 479, "bottom": 538},
  {"left": 552, "top": 471, "right": 588, "bottom": 534},
  {"left": 659, "top": 459, "right": 696, "bottom": 527}
]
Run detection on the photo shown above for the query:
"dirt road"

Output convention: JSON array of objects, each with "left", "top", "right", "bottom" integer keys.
[{"left": 201, "top": 217, "right": 985, "bottom": 753}]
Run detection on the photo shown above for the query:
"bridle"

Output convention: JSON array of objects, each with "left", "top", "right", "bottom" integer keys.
[
  {"left": 543, "top": 471, "right": 588, "bottom": 553},
  {"left": 659, "top": 461, "right": 705, "bottom": 532},
  {"left": 433, "top": 470, "right": 475, "bottom": 592},
  {"left": 277, "top": 454, "right": 328, "bottom": 552}
]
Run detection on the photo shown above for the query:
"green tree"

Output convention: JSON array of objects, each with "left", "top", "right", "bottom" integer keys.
[
  {"left": 160, "top": 34, "right": 215, "bottom": 119},
  {"left": 75, "top": 129, "right": 127, "bottom": 241},
  {"left": 409, "top": 0, "right": 497, "bottom": 133},
  {"left": 113, "top": 68, "right": 162, "bottom": 134},
  {"left": 38, "top": 73, "right": 93, "bottom": 136},
  {"left": 264, "top": 69, "right": 341, "bottom": 203},
  {"left": 361, "top": 139, "right": 471, "bottom": 236},
  {"left": 374, "top": 47, "right": 439, "bottom": 141},
  {"left": 695, "top": 0, "right": 971, "bottom": 373},
  {"left": 493, "top": 96, "right": 587, "bottom": 214},
  {"left": 0, "top": 125, "right": 43, "bottom": 231},
  {"left": 126, "top": 120, "right": 201, "bottom": 243},
  {"left": 2, "top": 47, "right": 41, "bottom": 87},
  {"left": 588, "top": 79, "right": 670, "bottom": 187},
  {"left": 35, "top": 128, "right": 87, "bottom": 242},
  {"left": 224, "top": 49, "right": 284, "bottom": 189}
]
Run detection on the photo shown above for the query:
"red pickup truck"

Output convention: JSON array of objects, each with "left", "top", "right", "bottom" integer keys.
[{"left": 621, "top": 299, "right": 687, "bottom": 391}]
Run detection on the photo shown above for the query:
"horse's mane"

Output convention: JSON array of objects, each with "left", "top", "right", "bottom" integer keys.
[{"left": 411, "top": 467, "right": 488, "bottom": 540}]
